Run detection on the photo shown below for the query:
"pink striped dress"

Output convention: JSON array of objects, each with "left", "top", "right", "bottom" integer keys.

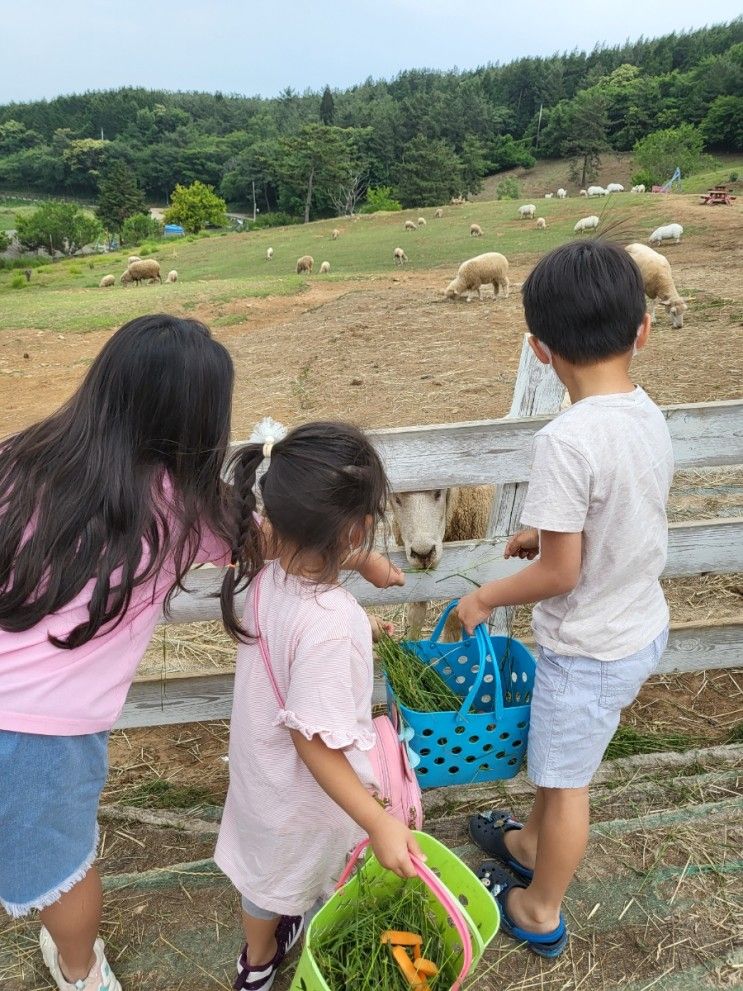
[{"left": 214, "top": 560, "right": 378, "bottom": 915}]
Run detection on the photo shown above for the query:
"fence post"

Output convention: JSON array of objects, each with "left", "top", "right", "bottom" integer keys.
[{"left": 487, "top": 334, "right": 565, "bottom": 635}]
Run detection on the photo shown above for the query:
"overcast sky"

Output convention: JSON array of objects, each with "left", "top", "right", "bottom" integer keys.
[{"left": 1, "top": 1, "right": 740, "bottom": 105}]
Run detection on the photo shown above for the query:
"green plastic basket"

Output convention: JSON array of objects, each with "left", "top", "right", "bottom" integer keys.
[{"left": 290, "top": 831, "right": 499, "bottom": 991}]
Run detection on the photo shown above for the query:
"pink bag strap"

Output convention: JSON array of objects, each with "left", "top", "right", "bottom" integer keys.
[
  {"left": 336, "top": 839, "right": 473, "bottom": 991},
  {"left": 251, "top": 569, "right": 286, "bottom": 709}
]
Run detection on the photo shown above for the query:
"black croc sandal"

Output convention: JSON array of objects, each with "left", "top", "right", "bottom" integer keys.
[
  {"left": 468, "top": 809, "right": 533, "bottom": 881},
  {"left": 477, "top": 862, "right": 568, "bottom": 959}
]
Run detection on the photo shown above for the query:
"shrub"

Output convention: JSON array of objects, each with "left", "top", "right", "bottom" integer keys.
[
  {"left": 730, "top": 171, "right": 739, "bottom": 182},
  {"left": 360, "top": 186, "right": 403, "bottom": 213},
  {"left": 249, "top": 211, "right": 301, "bottom": 230},
  {"left": 10, "top": 274, "right": 25, "bottom": 289},
  {"left": 68, "top": 264, "right": 82, "bottom": 275},
  {"left": 631, "top": 168, "right": 655, "bottom": 189},
  {"left": 121, "top": 212, "right": 162, "bottom": 246},
  {"left": 633, "top": 124, "right": 715, "bottom": 186},
  {"left": 496, "top": 177, "right": 521, "bottom": 200}
]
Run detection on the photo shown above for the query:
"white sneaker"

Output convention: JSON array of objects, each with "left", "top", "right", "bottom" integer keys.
[{"left": 39, "top": 926, "right": 122, "bottom": 991}]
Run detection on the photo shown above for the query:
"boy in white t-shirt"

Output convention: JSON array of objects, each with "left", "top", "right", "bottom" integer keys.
[{"left": 457, "top": 240, "right": 674, "bottom": 958}]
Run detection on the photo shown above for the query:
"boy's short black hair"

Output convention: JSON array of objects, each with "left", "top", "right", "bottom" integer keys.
[{"left": 522, "top": 240, "right": 646, "bottom": 365}]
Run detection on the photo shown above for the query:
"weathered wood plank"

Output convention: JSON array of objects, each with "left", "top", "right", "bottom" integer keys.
[
  {"left": 228, "top": 399, "right": 743, "bottom": 491},
  {"left": 164, "top": 518, "right": 743, "bottom": 622},
  {"left": 118, "top": 619, "right": 743, "bottom": 728}
]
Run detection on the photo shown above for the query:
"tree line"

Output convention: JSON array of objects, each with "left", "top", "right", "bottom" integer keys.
[{"left": 0, "top": 19, "right": 740, "bottom": 222}]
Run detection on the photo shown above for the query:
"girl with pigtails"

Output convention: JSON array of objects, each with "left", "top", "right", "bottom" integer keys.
[{"left": 215, "top": 420, "right": 423, "bottom": 991}]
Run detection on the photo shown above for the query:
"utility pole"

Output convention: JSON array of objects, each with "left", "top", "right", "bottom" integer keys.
[
  {"left": 535, "top": 102, "right": 544, "bottom": 149},
  {"left": 252, "top": 180, "right": 257, "bottom": 222}
]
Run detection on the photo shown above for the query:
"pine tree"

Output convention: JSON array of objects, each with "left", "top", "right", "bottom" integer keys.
[
  {"left": 394, "top": 135, "right": 463, "bottom": 208},
  {"left": 96, "top": 161, "right": 146, "bottom": 236},
  {"left": 319, "top": 86, "right": 335, "bottom": 125}
]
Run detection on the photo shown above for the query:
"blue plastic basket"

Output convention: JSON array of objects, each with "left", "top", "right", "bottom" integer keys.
[{"left": 386, "top": 601, "right": 536, "bottom": 788}]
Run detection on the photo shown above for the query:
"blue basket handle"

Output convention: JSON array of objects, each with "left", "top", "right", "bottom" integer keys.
[
  {"left": 427, "top": 598, "right": 461, "bottom": 644},
  {"left": 475, "top": 624, "right": 505, "bottom": 724}
]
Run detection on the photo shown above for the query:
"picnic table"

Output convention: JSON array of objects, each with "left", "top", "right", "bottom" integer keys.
[{"left": 699, "top": 185, "right": 737, "bottom": 205}]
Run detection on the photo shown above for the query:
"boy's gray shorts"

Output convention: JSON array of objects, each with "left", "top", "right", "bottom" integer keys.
[{"left": 527, "top": 628, "right": 668, "bottom": 789}]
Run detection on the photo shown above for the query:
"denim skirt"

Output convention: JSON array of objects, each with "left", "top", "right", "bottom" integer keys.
[{"left": 0, "top": 729, "right": 108, "bottom": 917}]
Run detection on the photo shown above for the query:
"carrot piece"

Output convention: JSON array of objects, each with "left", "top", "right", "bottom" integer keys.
[
  {"left": 380, "top": 930, "right": 423, "bottom": 948},
  {"left": 391, "top": 946, "right": 430, "bottom": 990},
  {"left": 413, "top": 958, "right": 439, "bottom": 977}
]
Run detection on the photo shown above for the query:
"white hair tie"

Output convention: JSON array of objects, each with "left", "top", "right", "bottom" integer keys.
[
  {"left": 262, "top": 440, "right": 275, "bottom": 459},
  {"left": 249, "top": 416, "right": 288, "bottom": 463}
]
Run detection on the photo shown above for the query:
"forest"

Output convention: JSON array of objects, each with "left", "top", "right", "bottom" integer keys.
[{"left": 0, "top": 19, "right": 741, "bottom": 219}]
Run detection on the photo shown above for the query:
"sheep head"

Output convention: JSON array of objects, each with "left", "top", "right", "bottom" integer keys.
[
  {"left": 390, "top": 489, "right": 453, "bottom": 570},
  {"left": 662, "top": 296, "right": 688, "bottom": 328}
]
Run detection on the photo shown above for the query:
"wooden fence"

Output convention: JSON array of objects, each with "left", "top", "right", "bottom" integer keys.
[{"left": 117, "top": 342, "right": 743, "bottom": 729}]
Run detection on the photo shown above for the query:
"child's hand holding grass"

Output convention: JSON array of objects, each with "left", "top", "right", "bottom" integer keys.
[{"left": 505, "top": 528, "right": 540, "bottom": 560}]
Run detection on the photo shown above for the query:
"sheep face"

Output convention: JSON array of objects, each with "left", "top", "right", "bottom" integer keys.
[
  {"left": 390, "top": 489, "right": 450, "bottom": 570},
  {"left": 664, "top": 299, "right": 688, "bottom": 329}
]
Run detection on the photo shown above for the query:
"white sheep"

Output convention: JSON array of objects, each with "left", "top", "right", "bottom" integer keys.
[
  {"left": 649, "top": 223, "right": 683, "bottom": 245},
  {"left": 625, "top": 243, "right": 688, "bottom": 328},
  {"left": 445, "top": 252, "right": 509, "bottom": 302},
  {"left": 450, "top": 195, "right": 465, "bottom": 205},
  {"left": 574, "top": 215, "right": 600, "bottom": 233},
  {"left": 120, "top": 259, "right": 162, "bottom": 285},
  {"left": 296, "top": 255, "right": 314, "bottom": 274},
  {"left": 404, "top": 220, "right": 418, "bottom": 231},
  {"left": 166, "top": 269, "right": 178, "bottom": 283},
  {"left": 557, "top": 188, "right": 567, "bottom": 199},
  {"left": 606, "top": 183, "right": 625, "bottom": 193},
  {"left": 127, "top": 255, "right": 141, "bottom": 265},
  {"left": 579, "top": 189, "right": 588, "bottom": 197},
  {"left": 331, "top": 228, "right": 340, "bottom": 240},
  {"left": 469, "top": 223, "right": 483, "bottom": 237},
  {"left": 536, "top": 217, "right": 547, "bottom": 229},
  {"left": 544, "top": 192, "right": 554, "bottom": 199},
  {"left": 434, "top": 208, "right": 444, "bottom": 218},
  {"left": 391, "top": 487, "right": 493, "bottom": 639},
  {"left": 417, "top": 217, "right": 427, "bottom": 227},
  {"left": 99, "top": 274, "right": 115, "bottom": 288},
  {"left": 266, "top": 247, "right": 274, "bottom": 261},
  {"left": 631, "top": 184, "right": 646, "bottom": 194},
  {"left": 319, "top": 261, "right": 331, "bottom": 274},
  {"left": 587, "top": 185, "right": 609, "bottom": 197},
  {"left": 393, "top": 247, "right": 408, "bottom": 265},
  {"left": 518, "top": 204, "right": 536, "bottom": 219}
]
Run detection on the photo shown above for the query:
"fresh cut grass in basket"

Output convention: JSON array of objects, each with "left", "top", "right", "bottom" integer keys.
[{"left": 376, "top": 635, "right": 461, "bottom": 713}]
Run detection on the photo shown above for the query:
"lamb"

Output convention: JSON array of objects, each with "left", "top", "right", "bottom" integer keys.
[
  {"left": 625, "top": 243, "right": 688, "bottom": 328},
  {"left": 331, "top": 228, "right": 340, "bottom": 240},
  {"left": 434, "top": 208, "right": 444, "bottom": 218},
  {"left": 445, "top": 251, "right": 509, "bottom": 302},
  {"left": 319, "top": 261, "right": 331, "bottom": 274},
  {"left": 579, "top": 189, "right": 588, "bottom": 197},
  {"left": 393, "top": 247, "right": 408, "bottom": 265},
  {"left": 631, "top": 184, "right": 646, "bottom": 194},
  {"left": 557, "top": 188, "right": 567, "bottom": 199},
  {"left": 417, "top": 217, "right": 427, "bottom": 227},
  {"left": 536, "top": 217, "right": 547, "bottom": 229},
  {"left": 544, "top": 192, "right": 554, "bottom": 199},
  {"left": 166, "top": 269, "right": 178, "bottom": 283},
  {"left": 266, "top": 247, "right": 274, "bottom": 261},
  {"left": 606, "top": 183, "right": 624, "bottom": 193},
  {"left": 649, "top": 223, "right": 683, "bottom": 245},
  {"left": 450, "top": 195, "right": 466, "bottom": 205},
  {"left": 390, "top": 486, "right": 494, "bottom": 639},
  {"left": 296, "top": 255, "right": 314, "bottom": 274},
  {"left": 127, "top": 255, "right": 141, "bottom": 264},
  {"left": 574, "top": 215, "right": 600, "bottom": 233},
  {"left": 120, "top": 259, "right": 162, "bottom": 285},
  {"left": 404, "top": 220, "right": 418, "bottom": 231},
  {"left": 469, "top": 223, "right": 483, "bottom": 237},
  {"left": 587, "top": 185, "right": 609, "bottom": 197},
  {"left": 518, "top": 204, "right": 536, "bottom": 219},
  {"left": 99, "top": 274, "right": 115, "bottom": 288}
]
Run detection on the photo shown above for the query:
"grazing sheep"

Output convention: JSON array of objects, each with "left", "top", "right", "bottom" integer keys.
[
  {"left": 544, "top": 192, "right": 554, "bottom": 199},
  {"left": 579, "top": 189, "right": 588, "bottom": 197},
  {"left": 296, "top": 255, "right": 314, "bottom": 274},
  {"left": 557, "top": 188, "right": 567, "bottom": 199},
  {"left": 319, "top": 261, "right": 331, "bottom": 274},
  {"left": 470, "top": 223, "right": 483, "bottom": 237},
  {"left": 99, "top": 274, "right": 115, "bottom": 288},
  {"left": 450, "top": 195, "right": 466, "bottom": 205},
  {"left": 166, "top": 270, "right": 178, "bottom": 283},
  {"left": 606, "top": 183, "right": 625, "bottom": 193},
  {"left": 393, "top": 247, "right": 408, "bottom": 265},
  {"left": 536, "top": 217, "right": 547, "bottom": 229},
  {"left": 331, "top": 228, "right": 340, "bottom": 240},
  {"left": 417, "top": 217, "right": 427, "bottom": 227},
  {"left": 518, "top": 204, "right": 536, "bottom": 219},
  {"left": 574, "top": 215, "right": 600, "bottom": 233},
  {"left": 120, "top": 270, "right": 134, "bottom": 286},
  {"left": 404, "top": 220, "right": 418, "bottom": 231},
  {"left": 587, "top": 185, "right": 609, "bottom": 197},
  {"left": 649, "top": 223, "right": 683, "bottom": 245},
  {"left": 625, "top": 242, "right": 688, "bottom": 328},
  {"left": 631, "top": 184, "right": 646, "bottom": 194},
  {"left": 266, "top": 247, "right": 274, "bottom": 261},
  {"left": 434, "top": 208, "right": 444, "bottom": 218},
  {"left": 445, "top": 252, "right": 509, "bottom": 302},
  {"left": 23, "top": 269, "right": 32, "bottom": 282},
  {"left": 390, "top": 486, "right": 494, "bottom": 639},
  {"left": 121, "top": 259, "right": 161, "bottom": 285},
  {"left": 127, "top": 255, "right": 141, "bottom": 265}
]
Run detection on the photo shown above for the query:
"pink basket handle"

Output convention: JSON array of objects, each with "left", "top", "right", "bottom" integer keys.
[{"left": 336, "top": 840, "right": 473, "bottom": 991}]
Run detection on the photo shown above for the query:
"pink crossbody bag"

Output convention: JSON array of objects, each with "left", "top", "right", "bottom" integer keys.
[{"left": 251, "top": 571, "right": 423, "bottom": 830}]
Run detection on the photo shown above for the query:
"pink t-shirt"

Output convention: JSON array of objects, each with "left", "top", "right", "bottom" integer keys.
[
  {"left": 0, "top": 526, "right": 229, "bottom": 736},
  {"left": 214, "top": 560, "right": 377, "bottom": 916}
]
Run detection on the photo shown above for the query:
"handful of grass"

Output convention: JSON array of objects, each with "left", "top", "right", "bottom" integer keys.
[
  {"left": 312, "top": 871, "right": 459, "bottom": 991},
  {"left": 377, "top": 635, "right": 462, "bottom": 713}
]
